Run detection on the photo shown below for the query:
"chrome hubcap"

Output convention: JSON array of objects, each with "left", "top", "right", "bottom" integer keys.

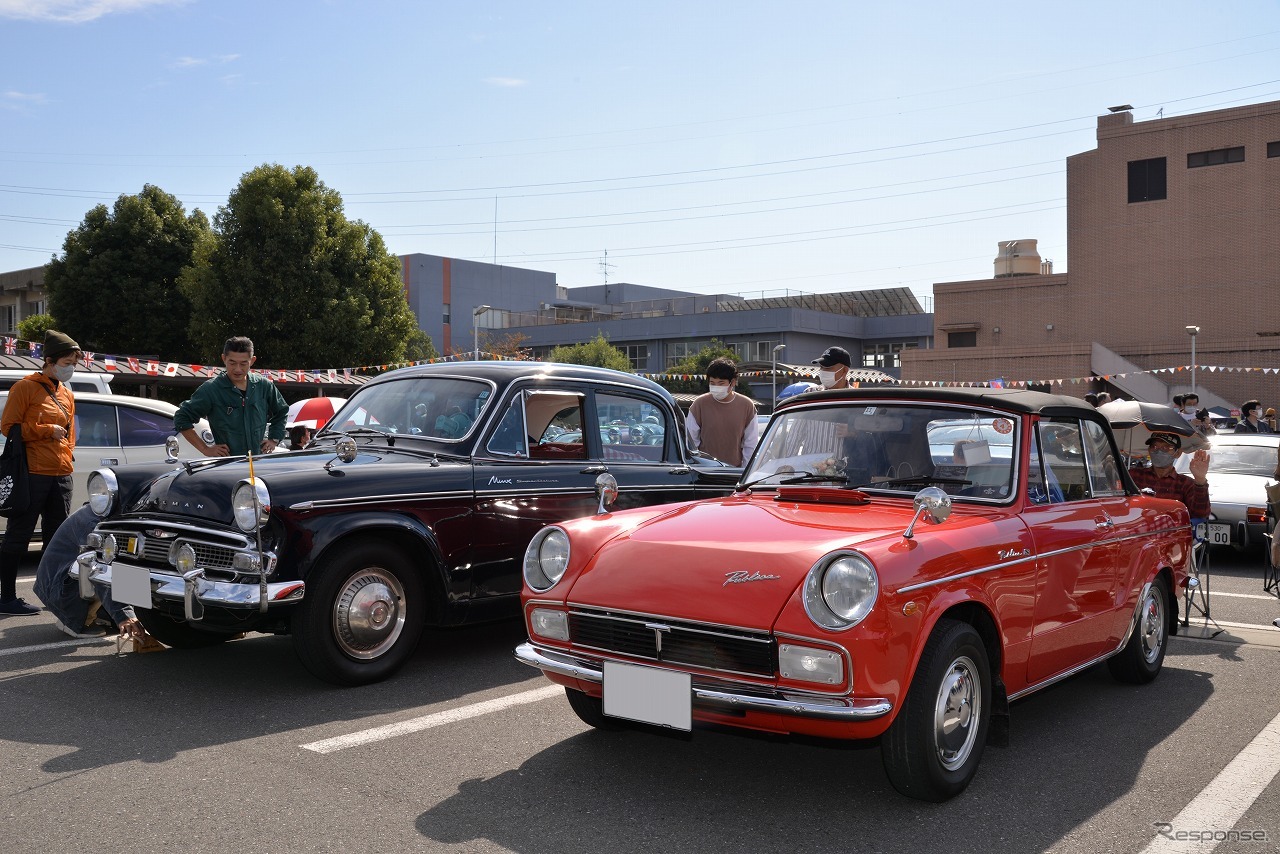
[
  {"left": 333, "top": 569, "right": 406, "bottom": 660},
  {"left": 934, "top": 655, "right": 981, "bottom": 771},
  {"left": 1140, "top": 590, "right": 1165, "bottom": 664}
]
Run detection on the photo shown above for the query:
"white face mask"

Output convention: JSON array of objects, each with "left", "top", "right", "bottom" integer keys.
[
  {"left": 1182, "top": 406, "right": 1196, "bottom": 414},
  {"left": 53, "top": 363, "right": 75, "bottom": 384},
  {"left": 818, "top": 370, "right": 838, "bottom": 388},
  {"left": 708, "top": 384, "right": 731, "bottom": 400}
]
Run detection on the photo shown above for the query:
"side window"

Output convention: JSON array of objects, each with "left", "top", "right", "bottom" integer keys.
[
  {"left": 526, "top": 391, "right": 587, "bottom": 461},
  {"left": 1038, "top": 421, "right": 1089, "bottom": 502},
  {"left": 596, "top": 392, "right": 668, "bottom": 463},
  {"left": 1083, "top": 420, "right": 1125, "bottom": 497},
  {"left": 118, "top": 406, "right": 174, "bottom": 447},
  {"left": 75, "top": 402, "right": 119, "bottom": 448},
  {"left": 486, "top": 394, "right": 528, "bottom": 458}
]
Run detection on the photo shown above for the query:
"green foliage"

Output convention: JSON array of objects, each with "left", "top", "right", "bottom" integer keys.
[
  {"left": 404, "top": 328, "right": 439, "bottom": 362},
  {"left": 178, "top": 164, "right": 420, "bottom": 368},
  {"left": 44, "top": 185, "right": 211, "bottom": 360},
  {"left": 546, "top": 332, "right": 631, "bottom": 371},
  {"left": 656, "top": 338, "right": 753, "bottom": 397},
  {"left": 17, "top": 313, "right": 56, "bottom": 343}
]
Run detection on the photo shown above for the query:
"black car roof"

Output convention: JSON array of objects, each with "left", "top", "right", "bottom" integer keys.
[
  {"left": 777, "top": 386, "right": 1100, "bottom": 419},
  {"left": 365, "top": 361, "right": 677, "bottom": 403}
]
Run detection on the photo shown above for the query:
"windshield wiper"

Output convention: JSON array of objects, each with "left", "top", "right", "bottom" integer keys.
[
  {"left": 341, "top": 427, "right": 396, "bottom": 446},
  {"left": 862, "top": 475, "right": 971, "bottom": 488},
  {"left": 738, "top": 470, "right": 848, "bottom": 491}
]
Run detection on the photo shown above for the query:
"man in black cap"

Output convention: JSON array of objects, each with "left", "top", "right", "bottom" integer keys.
[
  {"left": 812, "top": 346, "right": 852, "bottom": 390},
  {"left": 1127, "top": 431, "right": 1210, "bottom": 518}
]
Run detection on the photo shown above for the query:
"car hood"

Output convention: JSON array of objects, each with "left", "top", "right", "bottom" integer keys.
[
  {"left": 562, "top": 494, "right": 920, "bottom": 630},
  {"left": 124, "top": 447, "right": 471, "bottom": 525}
]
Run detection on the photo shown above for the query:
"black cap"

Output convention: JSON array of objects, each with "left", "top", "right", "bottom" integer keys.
[
  {"left": 1145, "top": 432, "right": 1182, "bottom": 450},
  {"left": 812, "top": 346, "right": 851, "bottom": 368},
  {"left": 43, "top": 329, "right": 81, "bottom": 361}
]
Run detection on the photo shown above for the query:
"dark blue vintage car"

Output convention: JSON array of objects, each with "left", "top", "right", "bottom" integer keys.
[{"left": 71, "top": 362, "right": 739, "bottom": 685}]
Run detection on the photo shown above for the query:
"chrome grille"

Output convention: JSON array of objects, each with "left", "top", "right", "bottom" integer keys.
[
  {"left": 100, "top": 523, "right": 246, "bottom": 572},
  {"left": 569, "top": 610, "right": 775, "bottom": 678}
]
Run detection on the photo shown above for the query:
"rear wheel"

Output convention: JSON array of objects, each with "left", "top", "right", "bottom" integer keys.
[
  {"left": 292, "top": 540, "right": 425, "bottom": 686},
  {"left": 135, "top": 610, "right": 232, "bottom": 649},
  {"left": 1107, "top": 575, "right": 1169, "bottom": 684},
  {"left": 564, "top": 688, "right": 627, "bottom": 731},
  {"left": 882, "top": 619, "right": 991, "bottom": 802}
]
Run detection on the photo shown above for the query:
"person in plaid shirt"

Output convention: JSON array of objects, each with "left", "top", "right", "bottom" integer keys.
[{"left": 1127, "top": 431, "right": 1210, "bottom": 519}]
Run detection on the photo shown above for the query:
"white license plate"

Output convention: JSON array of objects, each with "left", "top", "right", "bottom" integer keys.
[
  {"left": 112, "top": 563, "right": 153, "bottom": 609},
  {"left": 1196, "top": 522, "right": 1231, "bottom": 546},
  {"left": 602, "top": 661, "right": 691, "bottom": 730}
]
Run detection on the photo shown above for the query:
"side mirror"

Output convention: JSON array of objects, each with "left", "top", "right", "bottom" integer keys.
[
  {"left": 165, "top": 435, "right": 180, "bottom": 463},
  {"left": 595, "top": 472, "right": 619, "bottom": 514},
  {"left": 904, "top": 486, "right": 951, "bottom": 539}
]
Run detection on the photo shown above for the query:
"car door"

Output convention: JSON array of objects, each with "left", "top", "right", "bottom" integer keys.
[
  {"left": 1023, "top": 418, "right": 1124, "bottom": 683},
  {"left": 73, "top": 401, "right": 125, "bottom": 502},
  {"left": 590, "top": 388, "right": 705, "bottom": 509}
]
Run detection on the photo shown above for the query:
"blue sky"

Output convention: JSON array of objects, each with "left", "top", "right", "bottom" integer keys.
[{"left": 2, "top": 0, "right": 1279, "bottom": 310}]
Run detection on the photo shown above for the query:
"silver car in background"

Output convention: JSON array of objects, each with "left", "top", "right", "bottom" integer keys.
[{"left": 1176, "top": 433, "right": 1279, "bottom": 551}]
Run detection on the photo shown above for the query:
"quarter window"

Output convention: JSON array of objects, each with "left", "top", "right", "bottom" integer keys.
[{"left": 595, "top": 392, "right": 668, "bottom": 463}]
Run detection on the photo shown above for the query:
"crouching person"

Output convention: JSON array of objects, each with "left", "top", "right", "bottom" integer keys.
[{"left": 33, "top": 504, "right": 148, "bottom": 640}]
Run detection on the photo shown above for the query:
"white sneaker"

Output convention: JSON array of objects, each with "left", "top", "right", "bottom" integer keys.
[{"left": 53, "top": 618, "right": 106, "bottom": 639}]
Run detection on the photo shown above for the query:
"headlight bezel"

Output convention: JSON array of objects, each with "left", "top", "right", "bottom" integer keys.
[
  {"left": 232, "top": 477, "right": 271, "bottom": 532},
  {"left": 86, "top": 468, "right": 119, "bottom": 517},
  {"left": 803, "top": 550, "right": 879, "bottom": 631},
  {"left": 523, "top": 526, "right": 571, "bottom": 593}
]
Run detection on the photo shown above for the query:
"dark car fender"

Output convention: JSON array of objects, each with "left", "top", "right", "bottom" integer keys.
[{"left": 290, "top": 510, "right": 461, "bottom": 625}]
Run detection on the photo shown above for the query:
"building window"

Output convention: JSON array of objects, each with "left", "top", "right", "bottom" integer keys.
[
  {"left": 862, "top": 341, "right": 918, "bottom": 369},
  {"left": 948, "top": 331, "right": 977, "bottom": 348},
  {"left": 1268, "top": 141, "right": 1280, "bottom": 158},
  {"left": 725, "top": 342, "right": 750, "bottom": 362},
  {"left": 0, "top": 305, "right": 15, "bottom": 335},
  {"left": 1187, "top": 146, "right": 1244, "bottom": 168},
  {"left": 666, "top": 341, "right": 698, "bottom": 367},
  {"left": 755, "top": 340, "right": 780, "bottom": 361},
  {"left": 1127, "top": 157, "right": 1166, "bottom": 203},
  {"left": 622, "top": 344, "right": 649, "bottom": 371}
]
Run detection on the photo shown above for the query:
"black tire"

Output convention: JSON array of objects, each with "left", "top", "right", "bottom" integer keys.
[
  {"left": 134, "top": 609, "right": 232, "bottom": 649},
  {"left": 291, "top": 539, "right": 425, "bottom": 686},
  {"left": 564, "top": 688, "right": 626, "bottom": 731},
  {"left": 1107, "top": 574, "right": 1170, "bottom": 684},
  {"left": 882, "top": 619, "right": 991, "bottom": 802}
]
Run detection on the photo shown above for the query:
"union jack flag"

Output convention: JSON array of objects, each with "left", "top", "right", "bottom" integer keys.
[{"left": 3, "top": 337, "right": 14, "bottom": 355}]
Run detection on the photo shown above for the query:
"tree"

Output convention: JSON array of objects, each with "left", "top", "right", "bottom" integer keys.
[
  {"left": 658, "top": 338, "right": 753, "bottom": 397},
  {"left": 179, "top": 164, "right": 420, "bottom": 368},
  {"left": 404, "top": 328, "right": 439, "bottom": 362},
  {"left": 17, "top": 313, "right": 56, "bottom": 345},
  {"left": 44, "top": 185, "right": 211, "bottom": 360},
  {"left": 546, "top": 332, "right": 631, "bottom": 371}
]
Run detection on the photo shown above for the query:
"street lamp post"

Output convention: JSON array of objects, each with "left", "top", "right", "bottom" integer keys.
[
  {"left": 771, "top": 343, "right": 786, "bottom": 407},
  {"left": 1185, "top": 325, "right": 1200, "bottom": 395},
  {"left": 473, "top": 305, "right": 491, "bottom": 361}
]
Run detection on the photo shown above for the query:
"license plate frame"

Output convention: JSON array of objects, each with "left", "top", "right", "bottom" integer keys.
[
  {"left": 602, "top": 661, "right": 691, "bottom": 731},
  {"left": 112, "top": 563, "right": 153, "bottom": 609}
]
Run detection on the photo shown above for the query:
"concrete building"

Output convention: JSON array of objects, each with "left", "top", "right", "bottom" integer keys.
[
  {"left": 0, "top": 265, "right": 47, "bottom": 336},
  {"left": 904, "top": 99, "right": 1280, "bottom": 408}
]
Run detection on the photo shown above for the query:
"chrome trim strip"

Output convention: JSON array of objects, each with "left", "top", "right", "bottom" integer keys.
[
  {"left": 515, "top": 642, "right": 892, "bottom": 722},
  {"left": 290, "top": 491, "right": 474, "bottom": 510},
  {"left": 564, "top": 603, "right": 767, "bottom": 636},
  {"left": 72, "top": 559, "right": 305, "bottom": 612},
  {"left": 97, "top": 519, "right": 254, "bottom": 546}
]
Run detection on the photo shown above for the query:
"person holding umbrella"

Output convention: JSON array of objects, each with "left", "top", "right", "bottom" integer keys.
[
  {"left": 175, "top": 336, "right": 288, "bottom": 457},
  {"left": 1127, "top": 432, "right": 1210, "bottom": 518}
]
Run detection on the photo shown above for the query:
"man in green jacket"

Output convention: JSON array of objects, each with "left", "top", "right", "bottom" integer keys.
[{"left": 174, "top": 336, "right": 288, "bottom": 457}]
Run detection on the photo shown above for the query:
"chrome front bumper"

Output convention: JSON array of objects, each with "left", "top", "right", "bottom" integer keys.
[
  {"left": 514, "top": 641, "right": 892, "bottom": 722},
  {"left": 70, "top": 554, "right": 305, "bottom": 622}
]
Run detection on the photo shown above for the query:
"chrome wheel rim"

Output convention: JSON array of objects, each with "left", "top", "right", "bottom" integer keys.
[
  {"left": 332, "top": 569, "right": 406, "bottom": 660},
  {"left": 1140, "top": 587, "right": 1166, "bottom": 664},
  {"left": 934, "top": 655, "right": 981, "bottom": 771}
]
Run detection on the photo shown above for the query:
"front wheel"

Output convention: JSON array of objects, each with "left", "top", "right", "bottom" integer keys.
[
  {"left": 564, "top": 688, "right": 627, "bottom": 731},
  {"left": 1107, "top": 575, "right": 1169, "bottom": 684},
  {"left": 292, "top": 540, "right": 425, "bottom": 686},
  {"left": 882, "top": 619, "right": 991, "bottom": 802}
]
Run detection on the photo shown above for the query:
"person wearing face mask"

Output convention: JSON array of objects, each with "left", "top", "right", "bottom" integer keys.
[
  {"left": 1234, "top": 400, "right": 1270, "bottom": 434},
  {"left": 1178, "top": 392, "right": 1215, "bottom": 435},
  {"left": 811, "top": 346, "right": 852, "bottom": 390},
  {"left": 1127, "top": 432, "right": 1210, "bottom": 519},
  {"left": 684, "top": 357, "right": 758, "bottom": 466},
  {"left": 0, "top": 330, "right": 80, "bottom": 616}
]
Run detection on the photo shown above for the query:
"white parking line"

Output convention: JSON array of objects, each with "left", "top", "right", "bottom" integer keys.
[
  {"left": 1140, "top": 709, "right": 1280, "bottom": 854},
  {"left": 0, "top": 636, "right": 113, "bottom": 657},
  {"left": 301, "top": 684, "right": 564, "bottom": 754},
  {"left": 1208, "top": 591, "right": 1280, "bottom": 601}
]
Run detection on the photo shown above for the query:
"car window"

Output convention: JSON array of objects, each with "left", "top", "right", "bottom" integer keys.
[
  {"left": 118, "top": 405, "right": 176, "bottom": 447},
  {"left": 1037, "top": 420, "right": 1090, "bottom": 502},
  {"left": 526, "top": 391, "right": 588, "bottom": 460},
  {"left": 487, "top": 394, "right": 529, "bottom": 458},
  {"left": 749, "top": 403, "right": 1017, "bottom": 501},
  {"left": 75, "top": 401, "right": 120, "bottom": 447},
  {"left": 1083, "top": 420, "right": 1125, "bottom": 497},
  {"left": 332, "top": 376, "right": 490, "bottom": 440},
  {"left": 595, "top": 392, "right": 669, "bottom": 463}
]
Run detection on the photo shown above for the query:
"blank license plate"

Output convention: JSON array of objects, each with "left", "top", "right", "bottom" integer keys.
[
  {"left": 603, "top": 661, "right": 691, "bottom": 730},
  {"left": 112, "top": 563, "right": 153, "bottom": 609},
  {"left": 1197, "top": 523, "right": 1231, "bottom": 546}
]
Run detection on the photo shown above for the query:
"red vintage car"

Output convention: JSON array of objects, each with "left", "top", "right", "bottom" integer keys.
[{"left": 516, "top": 388, "right": 1193, "bottom": 801}]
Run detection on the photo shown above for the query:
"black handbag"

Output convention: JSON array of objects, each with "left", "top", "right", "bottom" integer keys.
[{"left": 0, "top": 424, "right": 30, "bottom": 518}]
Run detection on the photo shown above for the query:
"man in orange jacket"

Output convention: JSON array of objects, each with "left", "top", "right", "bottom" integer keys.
[{"left": 0, "top": 329, "right": 79, "bottom": 616}]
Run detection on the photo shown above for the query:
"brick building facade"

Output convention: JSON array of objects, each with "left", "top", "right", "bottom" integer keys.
[{"left": 903, "top": 99, "right": 1280, "bottom": 408}]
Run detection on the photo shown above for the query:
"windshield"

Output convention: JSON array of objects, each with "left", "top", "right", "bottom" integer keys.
[
  {"left": 324, "top": 377, "right": 493, "bottom": 441},
  {"left": 747, "top": 403, "right": 1019, "bottom": 500},
  {"left": 1177, "top": 441, "right": 1278, "bottom": 477}
]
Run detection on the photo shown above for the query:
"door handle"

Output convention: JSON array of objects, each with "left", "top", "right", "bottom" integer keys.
[{"left": 580, "top": 465, "right": 609, "bottom": 474}]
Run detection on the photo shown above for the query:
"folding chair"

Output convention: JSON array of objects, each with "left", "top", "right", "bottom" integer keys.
[
  {"left": 1264, "top": 498, "right": 1279, "bottom": 598},
  {"left": 1183, "top": 519, "right": 1224, "bottom": 637}
]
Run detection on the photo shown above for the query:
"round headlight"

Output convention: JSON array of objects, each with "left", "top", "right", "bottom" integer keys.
[
  {"left": 173, "top": 543, "right": 197, "bottom": 574},
  {"left": 232, "top": 478, "right": 270, "bottom": 532},
  {"left": 523, "top": 527, "right": 570, "bottom": 592},
  {"left": 87, "top": 469, "right": 118, "bottom": 517},
  {"left": 101, "top": 533, "right": 118, "bottom": 563},
  {"left": 804, "top": 552, "right": 879, "bottom": 630}
]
